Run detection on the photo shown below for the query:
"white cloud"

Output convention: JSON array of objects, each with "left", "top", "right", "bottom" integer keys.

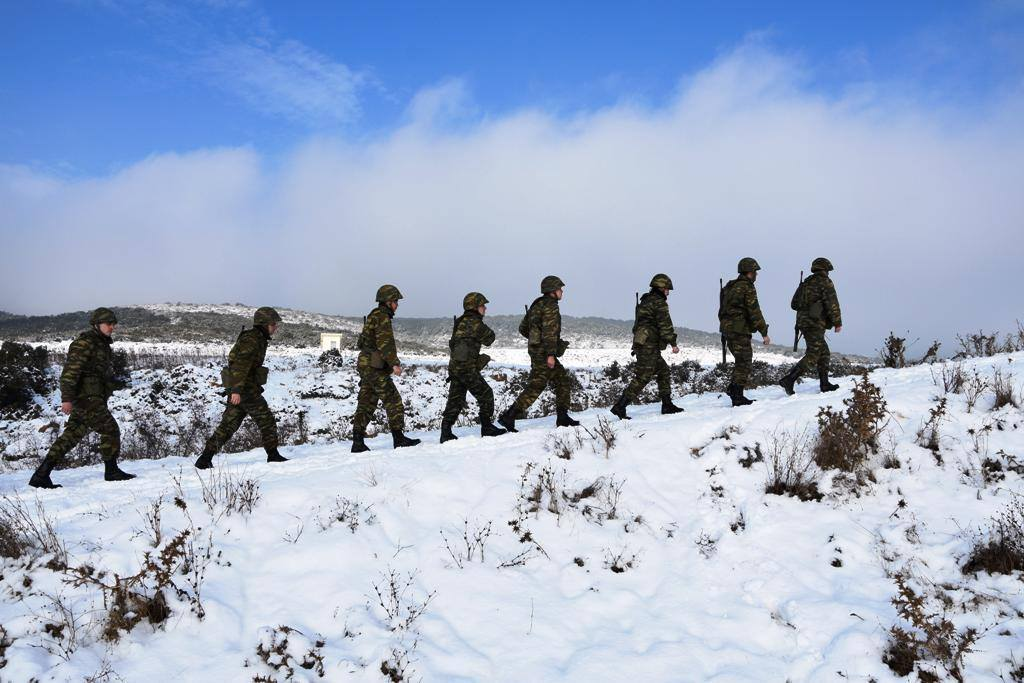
[
  {"left": 199, "top": 39, "right": 366, "bottom": 125},
  {"left": 2, "top": 44, "right": 1022, "bottom": 354}
]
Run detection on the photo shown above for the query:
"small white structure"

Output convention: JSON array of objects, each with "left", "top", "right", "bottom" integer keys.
[{"left": 320, "top": 332, "right": 345, "bottom": 351}]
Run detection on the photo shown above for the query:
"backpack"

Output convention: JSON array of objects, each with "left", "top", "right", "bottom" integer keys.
[
  {"left": 718, "top": 280, "right": 737, "bottom": 321},
  {"left": 518, "top": 302, "right": 534, "bottom": 338},
  {"left": 790, "top": 281, "right": 807, "bottom": 312}
]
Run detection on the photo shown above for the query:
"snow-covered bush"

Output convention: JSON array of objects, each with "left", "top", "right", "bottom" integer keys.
[
  {"left": 963, "top": 497, "right": 1024, "bottom": 577},
  {"left": 247, "top": 625, "right": 325, "bottom": 681},
  {"left": 762, "top": 429, "right": 822, "bottom": 502},
  {"left": 880, "top": 332, "right": 907, "bottom": 368},
  {"left": 812, "top": 372, "right": 888, "bottom": 472},
  {"left": 0, "top": 494, "right": 67, "bottom": 567}
]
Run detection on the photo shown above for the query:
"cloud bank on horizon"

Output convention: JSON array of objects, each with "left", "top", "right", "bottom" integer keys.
[{"left": 1, "top": 41, "right": 1022, "bottom": 355}]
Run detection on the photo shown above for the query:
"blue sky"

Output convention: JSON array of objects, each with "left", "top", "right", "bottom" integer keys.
[
  {"left": 1, "top": 1, "right": 1023, "bottom": 354},
  {"left": 3, "top": 1, "right": 1021, "bottom": 175}
]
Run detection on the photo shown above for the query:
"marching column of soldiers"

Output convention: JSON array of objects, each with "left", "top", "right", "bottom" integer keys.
[{"left": 28, "top": 258, "right": 843, "bottom": 488}]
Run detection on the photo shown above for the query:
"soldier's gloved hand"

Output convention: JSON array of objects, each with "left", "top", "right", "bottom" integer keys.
[
  {"left": 230, "top": 393, "right": 241, "bottom": 405},
  {"left": 834, "top": 326, "right": 842, "bottom": 333},
  {"left": 762, "top": 336, "right": 771, "bottom": 346},
  {"left": 546, "top": 356, "right": 556, "bottom": 369},
  {"left": 392, "top": 365, "right": 403, "bottom": 376},
  {"left": 61, "top": 401, "right": 72, "bottom": 415},
  {"left": 671, "top": 346, "right": 680, "bottom": 354}
]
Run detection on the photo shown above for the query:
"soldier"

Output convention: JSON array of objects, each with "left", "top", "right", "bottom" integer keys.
[
  {"left": 780, "top": 257, "right": 843, "bottom": 395},
  {"left": 718, "top": 258, "right": 772, "bottom": 407},
  {"left": 350, "top": 285, "right": 421, "bottom": 453},
  {"left": 195, "top": 307, "right": 288, "bottom": 468},
  {"left": 29, "top": 307, "right": 136, "bottom": 488},
  {"left": 439, "top": 292, "right": 508, "bottom": 443},
  {"left": 498, "top": 275, "right": 580, "bottom": 432},
  {"left": 610, "top": 274, "right": 685, "bottom": 420}
]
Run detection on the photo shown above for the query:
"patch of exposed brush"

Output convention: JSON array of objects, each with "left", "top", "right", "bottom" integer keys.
[
  {"left": 762, "top": 428, "right": 822, "bottom": 502},
  {"left": 813, "top": 372, "right": 888, "bottom": 472},
  {"left": 962, "top": 497, "right": 1024, "bottom": 577},
  {"left": 247, "top": 625, "right": 326, "bottom": 682}
]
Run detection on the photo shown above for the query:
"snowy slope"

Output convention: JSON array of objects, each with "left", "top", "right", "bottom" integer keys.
[{"left": 1, "top": 356, "right": 1023, "bottom": 682}]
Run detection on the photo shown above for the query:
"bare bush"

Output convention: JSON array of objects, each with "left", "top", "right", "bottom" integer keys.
[
  {"left": 583, "top": 415, "right": 618, "bottom": 459},
  {"left": 991, "top": 370, "right": 1020, "bottom": 411},
  {"left": 440, "top": 519, "right": 493, "bottom": 568},
  {"left": 0, "top": 493, "right": 68, "bottom": 568},
  {"left": 963, "top": 371, "right": 990, "bottom": 413},
  {"left": 370, "top": 568, "right": 435, "bottom": 633},
  {"left": 962, "top": 497, "right": 1024, "bottom": 576},
  {"left": 763, "top": 429, "right": 822, "bottom": 502},
  {"left": 34, "top": 590, "right": 84, "bottom": 660},
  {"left": 316, "top": 497, "right": 376, "bottom": 533},
  {"left": 0, "top": 624, "right": 11, "bottom": 668},
  {"left": 812, "top": 372, "right": 888, "bottom": 472},
  {"left": 544, "top": 429, "right": 584, "bottom": 460},
  {"left": 916, "top": 397, "right": 948, "bottom": 456},
  {"left": 933, "top": 362, "right": 966, "bottom": 395},
  {"left": 603, "top": 546, "right": 640, "bottom": 573},
  {"left": 882, "top": 570, "right": 980, "bottom": 682},
  {"left": 182, "top": 468, "right": 262, "bottom": 520},
  {"left": 880, "top": 332, "right": 907, "bottom": 368},
  {"left": 956, "top": 331, "right": 1000, "bottom": 359},
  {"left": 248, "top": 625, "right": 326, "bottom": 681}
]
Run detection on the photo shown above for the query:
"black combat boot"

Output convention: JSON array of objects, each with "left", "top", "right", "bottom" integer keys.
[
  {"left": 498, "top": 408, "right": 518, "bottom": 433},
  {"left": 481, "top": 421, "right": 507, "bottom": 437},
  {"left": 104, "top": 459, "right": 136, "bottom": 482},
  {"left": 351, "top": 430, "right": 370, "bottom": 453},
  {"left": 819, "top": 368, "right": 839, "bottom": 392},
  {"left": 610, "top": 394, "right": 631, "bottom": 420},
  {"left": 194, "top": 447, "right": 215, "bottom": 470},
  {"left": 266, "top": 446, "right": 289, "bottom": 463},
  {"left": 729, "top": 383, "right": 754, "bottom": 407},
  {"left": 555, "top": 408, "right": 580, "bottom": 427},
  {"left": 29, "top": 459, "right": 62, "bottom": 489},
  {"left": 392, "top": 430, "right": 421, "bottom": 448},
  {"left": 440, "top": 422, "right": 458, "bottom": 444},
  {"left": 779, "top": 366, "right": 801, "bottom": 396},
  {"left": 660, "top": 396, "right": 684, "bottom": 414}
]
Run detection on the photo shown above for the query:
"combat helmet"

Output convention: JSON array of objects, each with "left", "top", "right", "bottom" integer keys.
[
  {"left": 811, "top": 257, "right": 834, "bottom": 272},
  {"left": 89, "top": 307, "right": 118, "bottom": 325},
  {"left": 737, "top": 257, "right": 761, "bottom": 273},
  {"left": 376, "top": 284, "right": 404, "bottom": 303},
  {"left": 253, "top": 307, "right": 283, "bottom": 326},
  {"left": 649, "top": 273, "right": 674, "bottom": 290},
  {"left": 463, "top": 292, "right": 489, "bottom": 310},
  {"left": 540, "top": 275, "right": 565, "bottom": 294}
]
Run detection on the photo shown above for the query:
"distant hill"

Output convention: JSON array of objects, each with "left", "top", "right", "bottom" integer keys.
[{"left": 0, "top": 303, "right": 816, "bottom": 358}]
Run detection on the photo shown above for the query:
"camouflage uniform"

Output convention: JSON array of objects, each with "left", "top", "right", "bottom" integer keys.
[
  {"left": 719, "top": 276, "right": 768, "bottom": 386},
  {"left": 623, "top": 289, "right": 678, "bottom": 401},
  {"left": 43, "top": 326, "right": 121, "bottom": 465},
  {"left": 352, "top": 304, "right": 405, "bottom": 434},
  {"left": 781, "top": 258, "right": 843, "bottom": 395},
  {"left": 32, "top": 307, "right": 135, "bottom": 487},
  {"left": 442, "top": 309, "right": 497, "bottom": 425},
  {"left": 202, "top": 325, "right": 279, "bottom": 454},
  {"left": 511, "top": 295, "right": 571, "bottom": 415},
  {"left": 792, "top": 271, "right": 842, "bottom": 376}
]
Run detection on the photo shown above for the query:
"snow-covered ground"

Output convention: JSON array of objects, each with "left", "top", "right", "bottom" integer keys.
[{"left": 1, "top": 354, "right": 1023, "bottom": 681}]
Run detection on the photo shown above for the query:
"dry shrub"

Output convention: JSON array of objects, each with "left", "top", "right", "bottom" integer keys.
[
  {"left": 316, "top": 496, "right": 376, "bottom": 533},
  {"left": 933, "top": 362, "right": 965, "bottom": 395},
  {"left": 956, "top": 331, "right": 1000, "bottom": 358},
  {"left": 603, "top": 546, "right": 640, "bottom": 573},
  {"left": 962, "top": 371, "right": 990, "bottom": 413},
  {"left": 441, "top": 519, "right": 493, "bottom": 568},
  {"left": 0, "top": 624, "right": 12, "bottom": 669},
  {"left": 370, "top": 568, "right": 435, "bottom": 633},
  {"left": 880, "top": 332, "right": 907, "bottom": 368},
  {"left": 882, "top": 570, "right": 980, "bottom": 682},
  {"left": 991, "top": 370, "right": 1020, "bottom": 411},
  {"left": 763, "top": 428, "right": 822, "bottom": 502},
  {"left": 0, "top": 493, "right": 67, "bottom": 568},
  {"left": 248, "top": 625, "right": 326, "bottom": 682},
  {"left": 812, "top": 372, "right": 888, "bottom": 472},
  {"left": 916, "top": 397, "right": 948, "bottom": 456},
  {"left": 583, "top": 415, "right": 618, "bottom": 458},
  {"left": 962, "top": 497, "right": 1024, "bottom": 576},
  {"left": 188, "top": 468, "right": 262, "bottom": 520},
  {"left": 544, "top": 429, "right": 584, "bottom": 460}
]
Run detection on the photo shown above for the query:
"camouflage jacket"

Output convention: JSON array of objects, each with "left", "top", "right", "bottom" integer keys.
[
  {"left": 632, "top": 289, "right": 678, "bottom": 351},
  {"left": 448, "top": 310, "right": 496, "bottom": 371},
  {"left": 719, "top": 277, "right": 769, "bottom": 337},
  {"left": 224, "top": 326, "right": 271, "bottom": 395},
  {"left": 794, "top": 272, "right": 842, "bottom": 330},
  {"left": 358, "top": 305, "right": 400, "bottom": 370},
  {"left": 526, "top": 295, "right": 566, "bottom": 359},
  {"left": 60, "top": 327, "right": 114, "bottom": 402}
]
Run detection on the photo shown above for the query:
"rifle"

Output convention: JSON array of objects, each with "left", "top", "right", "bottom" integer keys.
[
  {"left": 792, "top": 270, "right": 803, "bottom": 352},
  {"left": 635, "top": 292, "right": 639, "bottom": 307},
  {"left": 719, "top": 278, "right": 726, "bottom": 365}
]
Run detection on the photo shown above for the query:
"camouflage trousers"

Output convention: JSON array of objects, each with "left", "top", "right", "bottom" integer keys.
[
  {"left": 204, "top": 392, "right": 279, "bottom": 454},
  {"left": 795, "top": 326, "right": 830, "bottom": 375},
  {"left": 725, "top": 333, "right": 754, "bottom": 386},
  {"left": 512, "top": 356, "right": 571, "bottom": 415},
  {"left": 623, "top": 349, "right": 672, "bottom": 401},
  {"left": 352, "top": 367, "right": 405, "bottom": 434},
  {"left": 442, "top": 367, "right": 495, "bottom": 425},
  {"left": 45, "top": 398, "right": 120, "bottom": 464}
]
